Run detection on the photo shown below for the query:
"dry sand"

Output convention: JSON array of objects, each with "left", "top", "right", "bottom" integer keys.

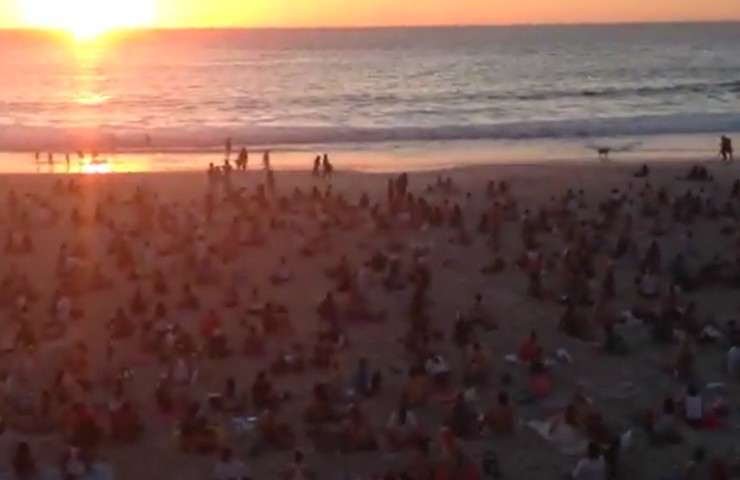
[{"left": 0, "top": 160, "right": 739, "bottom": 480}]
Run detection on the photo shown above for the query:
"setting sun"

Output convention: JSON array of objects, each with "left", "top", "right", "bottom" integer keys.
[{"left": 20, "top": 0, "right": 154, "bottom": 38}]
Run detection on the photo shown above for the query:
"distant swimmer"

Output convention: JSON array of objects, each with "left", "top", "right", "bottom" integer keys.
[{"left": 720, "top": 135, "right": 733, "bottom": 162}]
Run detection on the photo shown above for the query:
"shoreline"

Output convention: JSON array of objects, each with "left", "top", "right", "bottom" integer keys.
[{"left": 0, "top": 133, "right": 732, "bottom": 175}]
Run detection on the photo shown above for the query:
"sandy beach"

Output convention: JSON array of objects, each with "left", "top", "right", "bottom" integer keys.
[{"left": 1, "top": 158, "right": 739, "bottom": 480}]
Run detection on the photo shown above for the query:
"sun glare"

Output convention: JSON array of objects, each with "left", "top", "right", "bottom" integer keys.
[{"left": 21, "top": 0, "right": 154, "bottom": 39}]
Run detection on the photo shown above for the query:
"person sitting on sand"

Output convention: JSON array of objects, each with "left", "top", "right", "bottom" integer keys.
[
  {"left": 281, "top": 450, "right": 315, "bottom": 480},
  {"left": 384, "top": 259, "right": 407, "bottom": 291},
  {"left": 673, "top": 339, "right": 696, "bottom": 381},
  {"left": 304, "top": 383, "right": 340, "bottom": 425},
  {"left": 12, "top": 441, "right": 37, "bottom": 480},
  {"left": 463, "top": 342, "right": 490, "bottom": 386},
  {"left": 110, "top": 401, "right": 144, "bottom": 443},
  {"left": 255, "top": 405, "right": 295, "bottom": 452},
  {"left": 65, "top": 402, "right": 102, "bottom": 451},
  {"left": 213, "top": 447, "right": 250, "bottom": 480},
  {"left": 271, "top": 256, "right": 294, "bottom": 285},
  {"left": 727, "top": 341, "right": 740, "bottom": 378},
  {"left": 681, "top": 385, "right": 705, "bottom": 428},
  {"left": 223, "top": 276, "right": 240, "bottom": 308},
  {"left": 647, "top": 397, "right": 682, "bottom": 444},
  {"left": 5, "top": 229, "right": 33, "bottom": 254},
  {"left": 109, "top": 307, "right": 134, "bottom": 339},
  {"left": 482, "top": 391, "right": 516, "bottom": 435},
  {"left": 425, "top": 354, "right": 452, "bottom": 391},
  {"left": 60, "top": 445, "right": 91, "bottom": 479},
  {"left": 434, "top": 427, "right": 484, "bottom": 480},
  {"left": 353, "top": 357, "right": 381, "bottom": 398},
  {"left": 402, "top": 368, "right": 430, "bottom": 408},
  {"left": 178, "top": 403, "right": 219, "bottom": 453},
  {"left": 271, "top": 344, "right": 306, "bottom": 374},
  {"left": 243, "top": 324, "right": 266, "bottom": 357},
  {"left": 178, "top": 283, "right": 200, "bottom": 310},
  {"left": 341, "top": 404, "right": 378, "bottom": 451},
  {"left": 310, "top": 336, "right": 336, "bottom": 369},
  {"left": 517, "top": 331, "right": 543, "bottom": 365},
  {"left": 560, "top": 302, "right": 591, "bottom": 340},
  {"left": 637, "top": 270, "right": 660, "bottom": 298},
  {"left": 170, "top": 354, "right": 195, "bottom": 385},
  {"left": 527, "top": 360, "right": 553, "bottom": 400},
  {"left": 447, "top": 393, "right": 480, "bottom": 439},
  {"left": 468, "top": 293, "right": 497, "bottom": 329},
  {"left": 220, "top": 377, "right": 247, "bottom": 413},
  {"left": 453, "top": 313, "right": 474, "bottom": 347},
  {"left": 571, "top": 442, "right": 607, "bottom": 480},
  {"left": 152, "top": 268, "right": 169, "bottom": 296},
  {"left": 671, "top": 254, "right": 694, "bottom": 292},
  {"left": 634, "top": 164, "right": 650, "bottom": 178},
  {"left": 385, "top": 400, "right": 423, "bottom": 450},
  {"left": 602, "top": 324, "right": 628, "bottom": 355},
  {"left": 252, "top": 371, "right": 277, "bottom": 411},
  {"left": 154, "top": 375, "right": 175, "bottom": 414}
]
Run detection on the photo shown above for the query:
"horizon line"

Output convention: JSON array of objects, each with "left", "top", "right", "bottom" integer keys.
[{"left": 1, "top": 19, "right": 740, "bottom": 33}]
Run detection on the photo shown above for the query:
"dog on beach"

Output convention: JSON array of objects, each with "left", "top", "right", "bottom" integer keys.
[{"left": 597, "top": 148, "right": 611, "bottom": 160}]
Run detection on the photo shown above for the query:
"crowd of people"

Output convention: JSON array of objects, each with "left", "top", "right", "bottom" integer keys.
[{"left": 0, "top": 153, "right": 739, "bottom": 480}]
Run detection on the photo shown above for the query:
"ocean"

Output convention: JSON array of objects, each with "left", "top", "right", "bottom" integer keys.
[{"left": 0, "top": 23, "right": 739, "bottom": 163}]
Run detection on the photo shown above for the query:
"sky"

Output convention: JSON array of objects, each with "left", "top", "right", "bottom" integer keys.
[{"left": 1, "top": 0, "right": 739, "bottom": 29}]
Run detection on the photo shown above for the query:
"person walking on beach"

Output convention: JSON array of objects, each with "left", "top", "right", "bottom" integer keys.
[
  {"left": 312, "top": 156, "right": 321, "bottom": 177},
  {"left": 263, "top": 150, "right": 271, "bottom": 171},
  {"left": 65, "top": 153, "right": 71, "bottom": 172},
  {"left": 47, "top": 152, "right": 54, "bottom": 171},
  {"left": 720, "top": 136, "right": 733, "bottom": 162}
]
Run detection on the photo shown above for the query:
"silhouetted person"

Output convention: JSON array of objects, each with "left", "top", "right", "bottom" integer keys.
[
  {"left": 225, "top": 138, "right": 232, "bottom": 160},
  {"left": 47, "top": 152, "right": 53, "bottom": 170},
  {"left": 322, "top": 153, "right": 333, "bottom": 178},
  {"left": 313, "top": 155, "right": 321, "bottom": 177},
  {"left": 263, "top": 150, "right": 271, "bottom": 171},
  {"left": 236, "top": 148, "right": 248, "bottom": 170},
  {"left": 721, "top": 135, "right": 733, "bottom": 162},
  {"left": 65, "top": 153, "right": 70, "bottom": 172}
]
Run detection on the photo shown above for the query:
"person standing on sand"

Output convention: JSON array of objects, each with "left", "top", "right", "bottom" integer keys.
[
  {"left": 263, "top": 150, "right": 272, "bottom": 171},
  {"left": 720, "top": 136, "right": 733, "bottom": 162},
  {"left": 322, "top": 154, "right": 333, "bottom": 178},
  {"left": 65, "top": 153, "right": 71, "bottom": 172},
  {"left": 236, "top": 147, "right": 248, "bottom": 171},
  {"left": 225, "top": 138, "right": 232, "bottom": 160},
  {"left": 47, "top": 152, "right": 53, "bottom": 170}
]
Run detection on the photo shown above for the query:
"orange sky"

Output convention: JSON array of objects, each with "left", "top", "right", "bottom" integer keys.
[{"left": 2, "top": 0, "right": 740, "bottom": 28}]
